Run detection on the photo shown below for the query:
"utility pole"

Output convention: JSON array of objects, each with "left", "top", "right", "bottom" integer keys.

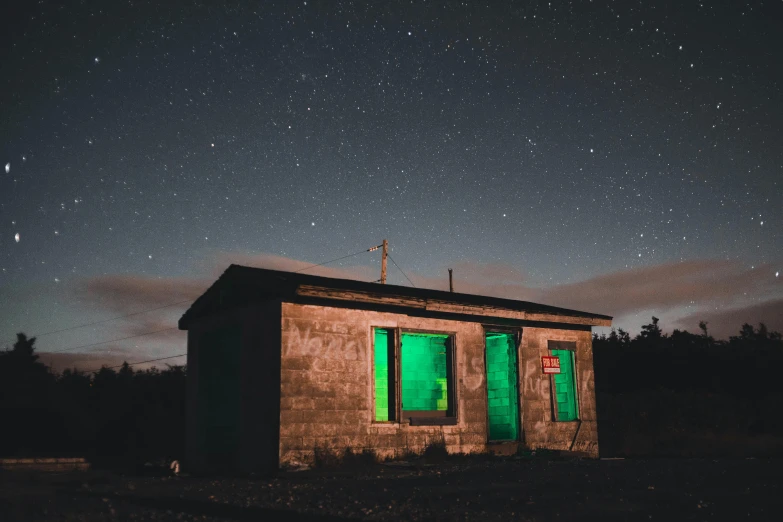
[
  {"left": 381, "top": 239, "right": 388, "bottom": 284},
  {"left": 448, "top": 268, "right": 453, "bottom": 292}
]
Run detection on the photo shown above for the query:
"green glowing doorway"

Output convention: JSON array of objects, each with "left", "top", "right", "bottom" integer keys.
[{"left": 485, "top": 332, "right": 520, "bottom": 441}]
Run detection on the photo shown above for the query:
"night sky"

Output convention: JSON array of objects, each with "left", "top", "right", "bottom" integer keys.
[{"left": 1, "top": 1, "right": 781, "bottom": 370}]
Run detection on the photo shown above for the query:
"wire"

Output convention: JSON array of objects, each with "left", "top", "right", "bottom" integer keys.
[
  {"left": 34, "top": 300, "right": 192, "bottom": 338},
  {"left": 40, "top": 243, "right": 396, "bottom": 356},
  {"left": 84, "top": 353, "right": 187, "bottom": 373},
  {"left": 293, "top": 245, "right": 381, "bottom": 273},
  {"left": 387, "top": 254, "right": 416, "bottom": 287},
  {"left": 46, "top": 327, "right": 180, "bottom": 354}
]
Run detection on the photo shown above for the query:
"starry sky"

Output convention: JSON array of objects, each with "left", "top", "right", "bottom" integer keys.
[{"left": 1, "top": 1, "right": 781, "bottom": 370}]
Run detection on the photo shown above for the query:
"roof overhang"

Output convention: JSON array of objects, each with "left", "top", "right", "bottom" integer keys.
[{"left": 179, "top": 265, "right": 613, "bottom": 329}]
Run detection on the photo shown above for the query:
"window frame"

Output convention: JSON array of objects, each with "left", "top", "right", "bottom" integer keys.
[
  {"left": 371, "top": 327, "right": 458, "bottom": 426},
  {"left": 371, "top": 327, "right": 397, "bottom": 423},
  {"left": 547, "top": 340, "right": 580, "bottom": 422}
]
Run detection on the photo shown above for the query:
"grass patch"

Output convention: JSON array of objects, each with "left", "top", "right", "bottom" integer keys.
[
  {"left": 312, "top": 446, "right": 379, "bottom": 470},
  {"left": 421, "top": 438, "right": 449, "bottom": 464}
]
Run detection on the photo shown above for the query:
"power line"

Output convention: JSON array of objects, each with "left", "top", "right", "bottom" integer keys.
[
  {"left": 46, "top": 326, "right": 180, "bottom": 354},
  {"left": 34, "top": 299, "right": 192, "bottom": 338},
  {"left": 293, "top": 245, "right": 381, "bottom": 273},
  {"left": 387, "top": 254, "right": 416, "bottom": 287},
  {"left": 84, "top": 353, "right": 187, "bottom": 373},
  {"left": 38, "top": 244, "right": 406, "bottom": 357},
  {"left": 36, "top": 245, "right": 380, "bottom": 347}
]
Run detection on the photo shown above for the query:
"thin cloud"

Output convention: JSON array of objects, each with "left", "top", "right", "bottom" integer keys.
[
  {"left": 79, "top": 274, "right": 207, "bottom": 313},
  {"left": 72, "top": 253, "right": 782, "bottom": 349},
  {"left": 38, "top": 348, "right": 185, "bottom": 374},
  {"left": 674, "top": 299, "right": 783, "bottom": 339},
  {"left": 539, "top": 260, "right": 781, "bottom": 318},
  {"left": 211, "top": 251, "right": 378, "bottom": 281}
]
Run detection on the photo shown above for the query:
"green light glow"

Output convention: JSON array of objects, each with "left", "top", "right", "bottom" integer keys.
[
  {"left": 401, "top": 333, "right": 449, "bottom": 412},
  {"left": 374, "top": 329, "right": 390, "bottom": 421},
  {"left": 485, "top": 333, "right": 519, "bottom": 441},
  {"left": 552, "top": 349, "right": 578, "bottom": 421}
]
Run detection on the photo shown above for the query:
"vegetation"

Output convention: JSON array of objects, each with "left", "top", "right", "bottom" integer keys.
[
  {"left": 1, "top": 318, "right": 781, "bottom": 463},
  {"left": 0, "top": 334, "right": 186, "bottom": 467},
  {"left": 594, "top": 318, "right": 783, "bottom": 456}
]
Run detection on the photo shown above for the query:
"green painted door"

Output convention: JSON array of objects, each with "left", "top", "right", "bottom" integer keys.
[
  {"left": 198, "top": 326, "right": 242, "bottom": 468},
  {"left": 551, "top": 349, "right": 578, "bottom": 421},
  {"left": 485, "top": 333, "right": 520, "bottom": 441}
]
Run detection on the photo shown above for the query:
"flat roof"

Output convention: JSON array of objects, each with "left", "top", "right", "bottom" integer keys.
[{"left": 179, "top": 264, "right": 612, "bottom": 329}]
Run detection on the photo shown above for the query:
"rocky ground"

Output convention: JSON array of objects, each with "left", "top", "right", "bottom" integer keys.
[{"left": 1, "top": 456, "right": 781, "bottom": 521}]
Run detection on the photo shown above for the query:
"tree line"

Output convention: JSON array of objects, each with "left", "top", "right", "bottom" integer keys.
[
  {"left": 2, "top": 318, "right": 782, "bottom": 462},
  {"left": 594, "top": 317, "right": 783, "bottom": 397},
  {"left": 0, "top": 334, "right": 185, "bottom": 466},
  {"left": 593, "top": 318, "right": 783, "bottom": 456}
]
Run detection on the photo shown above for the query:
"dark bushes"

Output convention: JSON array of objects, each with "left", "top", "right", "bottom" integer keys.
[
  {"left": 594, "top": 320, "right": 783, "bottom": 457},
  {"left": 0, "top": 334, "right": 186, "bottom": 465}
]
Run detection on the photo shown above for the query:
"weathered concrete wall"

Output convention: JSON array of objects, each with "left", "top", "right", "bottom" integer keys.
[
  {"left": 520, "top": 327, "right": 598, "bottom": 457},
  {"left": 279, "top": 303, "right": 490, "bottom": 466},
  {"left": 278, "top": 303, "right": 599, "bottom": 464},
  {"left": 240, "top": 301, "right": 282, "bottom": 473},
  {"left": 185, "top": 317, "right": 205, "bottom": 471},
  {"left": 185, "top": 302, "right": 281, "bottom": 473}
]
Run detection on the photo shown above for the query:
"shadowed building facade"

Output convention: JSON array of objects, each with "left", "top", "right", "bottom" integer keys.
[{"left": 179, "top": 265, "right": 611, "bottom": 472}]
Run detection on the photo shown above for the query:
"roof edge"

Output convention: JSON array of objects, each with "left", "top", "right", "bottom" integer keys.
[{"left": 179, "top": 265, "right": 613, "bottom": 329}]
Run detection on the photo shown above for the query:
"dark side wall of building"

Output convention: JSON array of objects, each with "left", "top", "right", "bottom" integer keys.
[{"left": 185, "top": 301, "right": 281, "bottom": 473}]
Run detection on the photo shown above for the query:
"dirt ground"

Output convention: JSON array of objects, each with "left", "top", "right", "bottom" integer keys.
[{"left": 1, "top": 456, "right": 781, "bottom": 521}]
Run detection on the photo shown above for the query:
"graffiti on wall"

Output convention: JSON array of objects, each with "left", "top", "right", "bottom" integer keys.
[
  {"left": 463, "top": 356, "right": 485, "bottom": 391},
  {"left": 523, "top": 359, "right": 546, "bottom": 397},
  {"left": 579, "top": 368, "right": 594, "bottom": 395},
  {"left": 532, "top": 420, "right": 547, "bottom": 439},
  {"left": 284, "top": 325, "right": 364, "bottom": 360}
]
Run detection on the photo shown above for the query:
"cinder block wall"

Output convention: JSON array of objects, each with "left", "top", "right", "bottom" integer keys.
[
  {"left": 279, "top": 303, "right": 489, "bottom": 466},
  {"left": 519, "top": 327, "right": 598, "bottom": 457},
  {"left": 277, "top": 303, "right": 600, "bottom": 465},
  {"left": 185, "top": 302, "right": 282, "bottom": 474}
]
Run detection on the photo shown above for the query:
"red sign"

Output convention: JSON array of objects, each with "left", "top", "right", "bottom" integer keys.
[{"left": 542, "top": 356, "right": 561, "bottom": 374}]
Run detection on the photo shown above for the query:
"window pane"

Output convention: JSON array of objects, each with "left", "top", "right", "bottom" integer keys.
[
  {"left": 401, "top": 333, "right": 449, "bottom": 413},
  {"left": 374, "top": 329, "right": 390, "bottom": 421},
  {"left": 552, "top": 349, "right": 578, "bottom": 421}
]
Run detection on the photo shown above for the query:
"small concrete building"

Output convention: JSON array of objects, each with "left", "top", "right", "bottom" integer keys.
[{"left": 179, "top": 265, "right": 611, "bottom": 472}]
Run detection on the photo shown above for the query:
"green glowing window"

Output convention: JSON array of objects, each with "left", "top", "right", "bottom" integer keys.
[
  {"left": 373, "top": 329, "right": 456, "bottom": 424},
  {"left": 400, "top": 332, "right": 454, "bottom": 420},
  {"left": 550, "top": 345, "right": 579, "bottom": 422},
  {"left": 373, "top": 328, "right": 395, "bottom": 422}
]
